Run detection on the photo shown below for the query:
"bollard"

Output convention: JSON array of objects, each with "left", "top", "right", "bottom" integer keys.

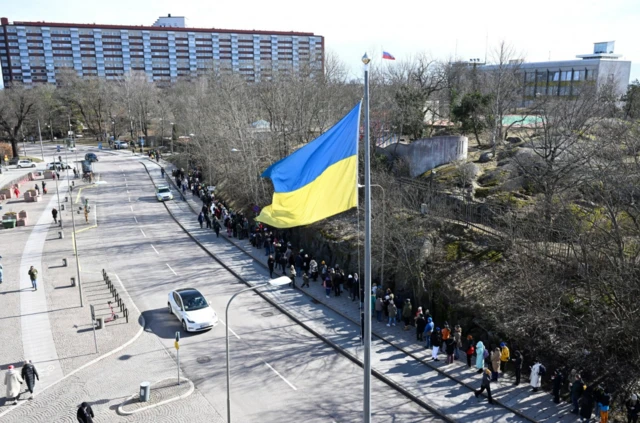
[
  {"left": 64, "top": 196, "right": 68, "bottom": 202},
  {"left": 70, "top": 277, "right": 75, "bottom": 286},
  {"left": 95, "top": 317, "right": 103, "bottom": 330},
  {"left": 61, "top": 204, "right": 65, "bottom": 211},
  {"left": 62, "top": 258, "right": 67, "bottom": 267},
  {"left": 58, "top": 231, "right": 64, "bottom": 239},
  {"left": 139, "top": 382, "right": 151, "bottom": 402},
  {"left": 125, "top": 308, "right": 129, "bottom": 323}
]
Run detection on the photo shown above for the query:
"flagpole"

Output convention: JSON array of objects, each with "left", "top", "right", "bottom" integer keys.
[{"left": 361, "top": 52, "right": 372, "bottom": 423}]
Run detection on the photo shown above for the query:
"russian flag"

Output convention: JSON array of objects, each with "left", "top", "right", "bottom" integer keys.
[{"left": 382, "top": 51, "right": 395, "bottom": 60}]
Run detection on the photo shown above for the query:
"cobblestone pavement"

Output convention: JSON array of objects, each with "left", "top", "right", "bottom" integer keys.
[
  {"left": 150, "top": 156, "right": 579, "bottom": 423},
  {"left": 2, "top": 329, "right": 224, "bottom": 423}
]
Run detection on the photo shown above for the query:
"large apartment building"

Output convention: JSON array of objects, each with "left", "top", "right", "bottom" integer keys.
[{"left": 0, "top": 15, "right": 325, "bottom": 87}]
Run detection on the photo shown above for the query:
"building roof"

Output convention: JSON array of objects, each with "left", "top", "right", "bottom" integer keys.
[{"left": 7, "top": 19, "right": 319, "bottom": 37}]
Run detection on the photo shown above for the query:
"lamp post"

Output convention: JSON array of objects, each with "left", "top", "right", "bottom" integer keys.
[
  {"left": 111, "top": 121, "right": 116, "bottom": 144},
  {"left": 169, "top": 122, "right": 174, "bottom": 155},
  {"left": 53, "top": 153, "right": 62, "bottom": 228},
  {"left": 64, "top": 146, "right": 83, "bottom": 307},
  {"left": 225, "top": 276, "right": 290, "bottom": 423},
  {"left": 37, "top": 119, "right": 45, "bottom": 161}
]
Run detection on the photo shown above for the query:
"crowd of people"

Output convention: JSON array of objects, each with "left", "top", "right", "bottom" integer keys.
[{"left": 174, "top": 164, "right": 640, "bottom": 422}]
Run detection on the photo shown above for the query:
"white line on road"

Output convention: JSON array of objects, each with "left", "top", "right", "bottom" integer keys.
[
  {"left": 263, "top": 361, "right": 297, "bottom": 391},
  {"left": 218, "top": 320, "right": 241, "bottom": 339},
  {"left": 166, "top": 263, "right": 177, "bottom": 275},
  {"left": 134, "top": 216, "right": 138, "bottom": 224},
  {"left": 140, "top": 228, "right": 147, "bottom": 238},
  {"left": 130, "top": 205, "right": 134, "bottom": 212},
  {"left": 128, "top": 196, "right": 131, "bottom": 202},
  {"left": 151, "top": 244, "right": 159, "bottom": 255}
]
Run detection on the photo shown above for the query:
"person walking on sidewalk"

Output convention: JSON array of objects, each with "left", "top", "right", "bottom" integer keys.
[
  {"left": 490, "top": 347, "right": 501, "bottom": 381},
  {"left": 289, "top": 265, "right": 297, "bottom": 288},
  {"left": 77, "top": 401, "right": 95, "bottom": 423},
  {"left": 213, "top": 219, "right": 221, "bottom": 237},
  {"left": 551, "top": 369, "right": 564, "bottom": 404},
  {"left": 424, "top": 317, "right": 434, "bottom": 348},
  {"left": 445, "top": 336, "right": 456, "bottom": 364},
  {"left": 20, "top": 360, "right": 39, "bottom": 399},
  {"left": 161, "top": 167, "right": 165, "bottom": 178},
  {"left": 52, "top": 208, "right": 58, "bottom": 224},
  {"left": 415, "top": 313, "right": 426, "bottom": 341},
  {"left": 4, "top": 365, "right": 23, "bottom": 405},
  {"left": 323, "top": 275, "right": 332, "bottom": 298},
  {"left": 375, "top": 296, "right": 384, "bottom": 322},
  {"left": 28, "top": 266, "right": 38, "bottom": 291},
  {"left": 267, "top": 255, "right": 275, "bottom": 278},
  {"left": 454, "top": 325, "right": 462, "bottom": 360},
  {"left": 474, "top": 367, "right": 494, "bottom": 404},
  {"left": 197, "top": 212, "right": 204, "bottom": 228},
  {"left": 626, "top": 394, "right": 640, "bottom": 423},
  {"left": 301, "top": 272, "right": 310, "bottom": 288}
]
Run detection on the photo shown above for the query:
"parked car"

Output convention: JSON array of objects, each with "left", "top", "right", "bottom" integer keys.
[
  {"left": 85, "top": 153, "right": 98, "bottom": 162},
  {"left": 16, "top": 159, "right": 36, "bottom": 168},
  {"left": 168, "top": 288, "right": 218, "bottom": 332},
  {"left": 156, "top": 185, "right": 173, "bottom": 201},
  {"left": 47, "top": 161, "right": 71, "bottom": 170}
]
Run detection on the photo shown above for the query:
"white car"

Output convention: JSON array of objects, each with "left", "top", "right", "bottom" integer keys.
[
  {"left": 156, "top": 185, "right": 173, "bottom": 201},
  {"left": 16, "top": 160, "right": 36, "bottom": 168},
  {"left": 168, "top": 288, "right": 218, "bottom": 332}
]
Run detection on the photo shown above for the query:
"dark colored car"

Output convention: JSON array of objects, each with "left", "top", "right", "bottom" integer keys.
[
  {"left": 9, "top": 157, "right": 21, "bottom": 165},
  {"left": 85, "top": 153, "right": 98, "bottom": 162}
]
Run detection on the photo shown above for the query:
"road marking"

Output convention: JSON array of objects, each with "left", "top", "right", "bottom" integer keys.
[
  {"left": 128, "top": 196, "right": 131, "bottom": 202},
  {"left": 219, "top": 320, "right": 240, "bottom": 339},
  {"left": 134, "top": 216, "right": 138, "bottom": 224},
  {"left": 127, "top": 190, "right": 129, "bottom": 194},
  {"left": 130, "top": 205, "right": 134, "bottom": 212},
  {"left": 140, "top": 228, "right": 147, "bottom": 238},
  {"left": 151, "top": 244, "right": 159, "bottom": 255},
  {"left": 263, "top": 361, "right": 297, "bottom": 391},
  {"left": 166, "top": 263, "right": 177, "bottom": 275}
]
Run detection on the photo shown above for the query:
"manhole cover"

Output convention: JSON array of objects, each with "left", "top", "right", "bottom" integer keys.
[
  {"left": 197, "top": 356, "right": 211, "bottom": 364},
  {"left": 261, "top": 312, "right": 274, "bottom": 317}
]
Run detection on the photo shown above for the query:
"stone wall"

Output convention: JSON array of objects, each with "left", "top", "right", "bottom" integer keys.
[{"left": 377, "top": 136, "right": 468, "bottom": 178}]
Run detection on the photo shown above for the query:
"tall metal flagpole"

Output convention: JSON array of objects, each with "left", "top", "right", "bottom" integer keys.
[
  {"left": 361, "top": 52, "right": 372, "bottom": 423},
  {"left": 37, "top": 119, "right": 45, "bottom": 161}
]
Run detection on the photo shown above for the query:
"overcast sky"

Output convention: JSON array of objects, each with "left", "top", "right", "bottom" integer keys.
[{"left": 3, "top": 0, "right": 639, "bottom": 82}]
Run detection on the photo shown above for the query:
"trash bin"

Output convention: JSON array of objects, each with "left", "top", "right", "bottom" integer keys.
[
  {"left": 139, "top": 381, "right": 151, "bottom": 402},
  {"left": 2, "top": 219, "right": 16, "bottom": 229}
]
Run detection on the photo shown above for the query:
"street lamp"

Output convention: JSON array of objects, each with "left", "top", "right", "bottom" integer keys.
[
  {"left": 169, "top": 122, "right": 175, "bottom": 155},
  {"left": 225, "top": 276, "right": 290, "bottom": 423}
]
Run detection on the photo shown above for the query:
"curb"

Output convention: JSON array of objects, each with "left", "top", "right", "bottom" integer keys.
[
  {"left": 138, "top": 159, "right": 457, "bottom": 423},
  {"left": 116, "top": 377, "right": 195, "bottom": 416}
]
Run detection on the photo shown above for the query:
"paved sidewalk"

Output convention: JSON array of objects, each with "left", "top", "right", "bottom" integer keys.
[{"left": 144, "top": 157, "right": 579, "bottom": 423}]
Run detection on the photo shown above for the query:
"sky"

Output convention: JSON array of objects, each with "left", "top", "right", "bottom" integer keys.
[{"left": 3, "top": 0, "right": 639, "bottom": 82}]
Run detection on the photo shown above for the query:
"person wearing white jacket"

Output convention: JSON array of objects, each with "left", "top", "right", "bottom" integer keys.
[{"left": 4, "top": 365, "right": 23, "bottom": 405}]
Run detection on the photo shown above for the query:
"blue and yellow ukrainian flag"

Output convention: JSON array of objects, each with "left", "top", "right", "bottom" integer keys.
[{"left": 256, "top": 102, "right": 362, "bottom": 228}]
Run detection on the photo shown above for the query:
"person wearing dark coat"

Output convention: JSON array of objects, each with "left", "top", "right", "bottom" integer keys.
[
  {"left": 571, "top": 374, "right": 585, "bottom": 414},
  {"left": 445, "top": 337, "right": 456, "bottom": 364},
  {"left": 415, "top": 314, "right": 426, "bottom": 341},
  {"left": 474, "top": 367, "right": 494, "bottom": 404},
  {"left": 579, "top": 386, "right": 595, "bottom": 422},
  {"left": 511, "top": 350, "right": 523, "bottom": 385},
  {"left": 77, "top": 402, "right": 95, "bottom": 423},
  {"left": 20, "top": 360, "right": 39, "bottom": 399},
  {"left": 626, "top": 394, "right": 640, "bottom": 423},
  {"left": 267, "top": 255, "right": 275, "bottom": 278},
  {"left": 551, "top": 369, "right": 564, "bottom": 404}
]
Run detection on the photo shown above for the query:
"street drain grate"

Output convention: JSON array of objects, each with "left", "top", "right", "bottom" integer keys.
[
  {"left": 197, "top": 356, "right": 211, "bottom": 364},
  {"left": 261, "top": 312, "right": 274, "bottom": 317}
]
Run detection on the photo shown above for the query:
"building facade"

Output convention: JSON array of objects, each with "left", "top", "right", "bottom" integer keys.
[
  {"left": 482, "top": 42, "right": 631, "bottom": 106},
  {"left": 0, "top": 15, "right": 324, "bottom": 86}
]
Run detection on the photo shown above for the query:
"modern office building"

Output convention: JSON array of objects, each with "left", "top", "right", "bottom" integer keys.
[
  {"left": 0, "top": 15, "right": 325, "bottom": 86},
  {"left": 483, "top": 41, "right": 631, "bottom": 105}
]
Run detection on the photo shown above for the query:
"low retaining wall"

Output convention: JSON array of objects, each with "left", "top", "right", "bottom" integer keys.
[{"left": 377, "top": 136, "right": 468, "bottom": 177}]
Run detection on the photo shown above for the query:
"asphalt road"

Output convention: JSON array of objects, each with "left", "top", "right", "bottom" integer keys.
[{"left": 73, "top": 149, "right": 443, "bottom": 422}]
